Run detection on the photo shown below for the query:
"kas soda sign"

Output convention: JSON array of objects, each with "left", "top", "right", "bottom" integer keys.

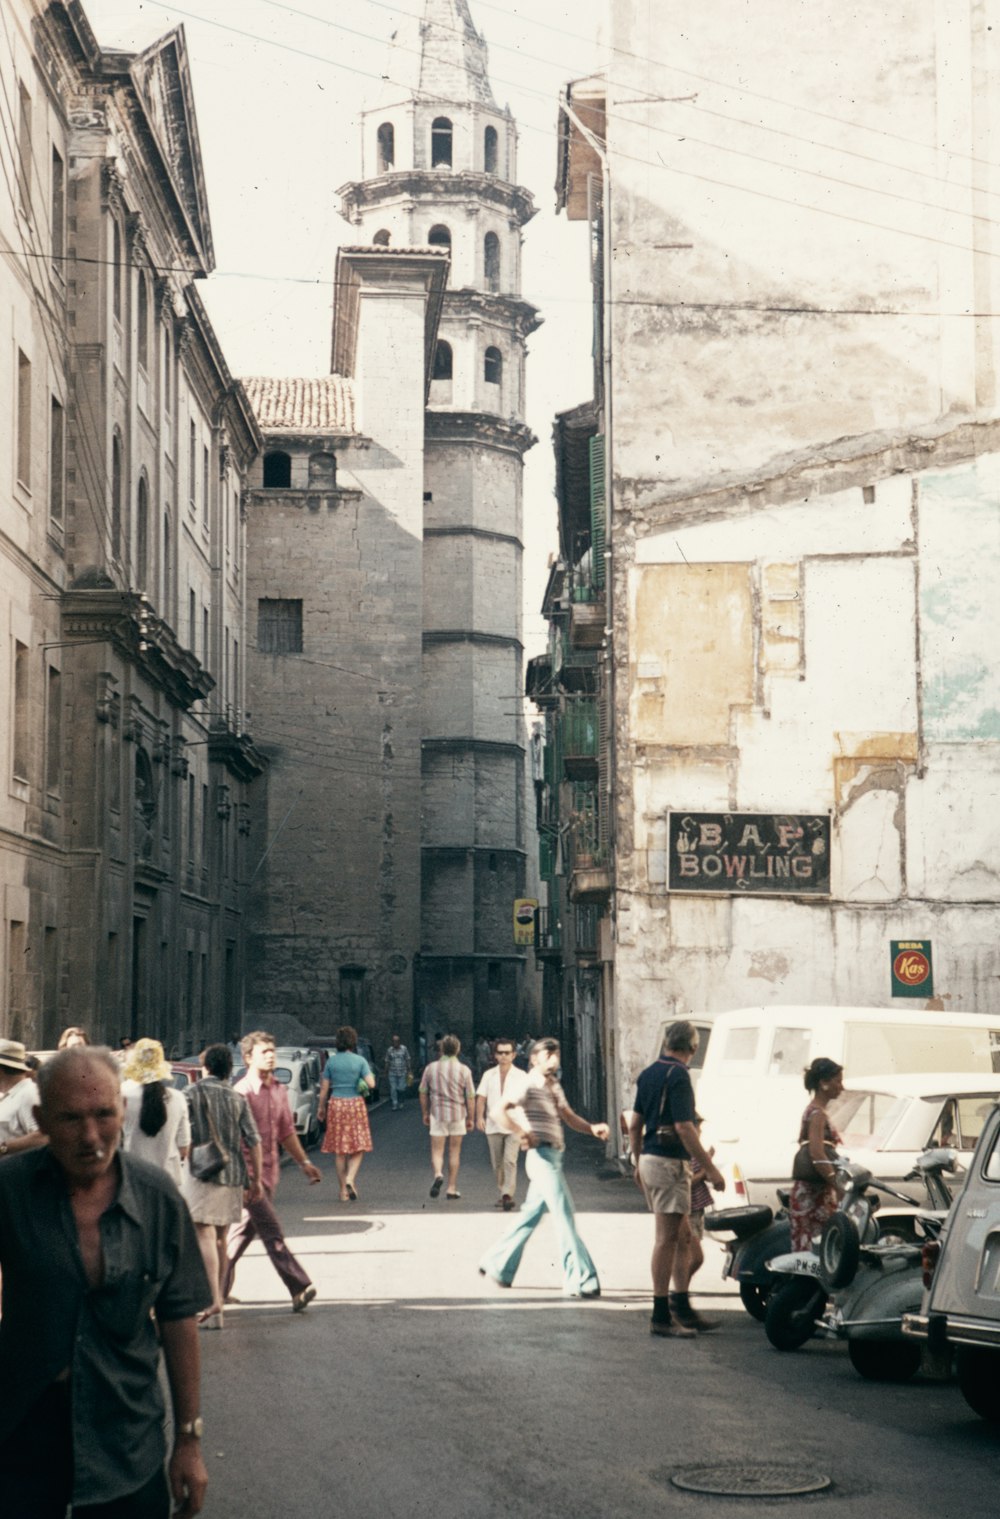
[
  {"left": 668, "top": 812, "right": 831, "bottom": 896},
  {"left": 890, "top": 940, "right": 934, "bottom": 998}
]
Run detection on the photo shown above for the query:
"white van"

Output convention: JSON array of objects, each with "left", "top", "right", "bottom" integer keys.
[{"left": 693, "top": 1006, "right": 1000, "bottom": 1208}]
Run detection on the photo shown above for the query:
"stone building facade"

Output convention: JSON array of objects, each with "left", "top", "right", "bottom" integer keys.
[
  {"left": 244, "top": 0, "right": 540, "bottom": 1052},
  {"left": 1, "top": 2, "right": 261, "bottom": 1049},
  {"left": 550, "top": 2, "right": 1000, "bottom": 1132}
]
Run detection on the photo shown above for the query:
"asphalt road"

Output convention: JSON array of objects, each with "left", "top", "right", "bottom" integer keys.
[{"left": 198, "top": 1098, "right": 999, "bottom": 1518}]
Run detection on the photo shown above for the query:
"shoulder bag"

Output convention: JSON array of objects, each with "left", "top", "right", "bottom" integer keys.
[
  {"left": 792, "top": 1138, "right": 838, "bottom": 1185},
  {"left": 190, "top": 1086, "right": 230, "bottom": 1181}
]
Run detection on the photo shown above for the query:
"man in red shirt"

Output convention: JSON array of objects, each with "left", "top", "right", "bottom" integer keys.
[{"left": 224, "top": 1032, "right": 321, "bottom": 1311}]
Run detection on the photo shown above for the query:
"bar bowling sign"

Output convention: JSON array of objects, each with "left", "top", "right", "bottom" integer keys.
[{"left": 668, "top": 812, "right": 831, "bottom": 896}]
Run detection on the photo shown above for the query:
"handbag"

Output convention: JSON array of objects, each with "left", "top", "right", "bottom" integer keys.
[
  {"left": 356, "top": 1076, "right": 371, "bottom": 1098},
  {"left": 190, "top": 1088, "right": 230, "bottom": 1181},
  {"left": 792, "top": 1139, "right": 838, "bottom": 1185}
]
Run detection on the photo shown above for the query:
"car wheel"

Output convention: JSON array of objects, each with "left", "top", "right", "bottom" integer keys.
[
  {"left": 739, "top": 1281, "right": 770, "bottom": 1322},
  {"left": 764, "top": 1279, "right": 826, "bottom": 1351},
  {"left": 956, "top": 1346, "right": 1000, "bottom": 1423},
  {"left": 848, "top": 1337, "right": 921, "bottom": 1382},
  {"left": 818, "top": 1212, "right": 861, "bottom": 1291}
]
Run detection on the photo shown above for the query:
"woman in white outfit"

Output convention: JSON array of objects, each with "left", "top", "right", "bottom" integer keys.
[{"left": 120, "top": 1038, "right": 191, "bottom": 1189}]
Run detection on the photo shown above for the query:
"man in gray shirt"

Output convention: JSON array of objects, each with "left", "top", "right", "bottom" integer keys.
[{"left": 0, "top": 1046, "right": 211, "bottom": 1517}]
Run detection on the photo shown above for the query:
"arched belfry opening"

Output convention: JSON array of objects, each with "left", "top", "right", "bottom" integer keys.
[
  {"left": 431, "top": 117, "right": 453, "bottom": 167},
  {"left": 263, "top": 450, "right": 291, "bottom": 488},
  {"left": 428, "top": 224, "right": 452, "bottom": 251},
  {"left": 377, "top": 121, "right": 395, "bottom": 172},
  {"left": 433, "top": 341, "right": 453, "bottom": 381},
  {"left": 373, "top": 229, "right": 391, "bottom": 246},
  {"left": 484, "top": 233, "right": 501, "bottom": 293},
  {"left": 484, "top": 347, "right": 502, "bottom": 386},
  {"left": 484, "top": 125, "right": 498, "bottom": 174}
]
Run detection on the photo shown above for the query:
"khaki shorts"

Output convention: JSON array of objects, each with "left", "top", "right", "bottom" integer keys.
[
  {"left": 639, "top": 1154, "right": 692, "bottom": 1215},
  {"left": 430, "top": 1116, "right": 468, "bottom": 1137}
]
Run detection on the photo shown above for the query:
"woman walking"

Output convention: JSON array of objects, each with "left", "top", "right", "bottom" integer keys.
[
  {"left": 789, "top": 1056, "right": 845, "bottom": 1250},
  {"left": 120, "top": 1038, "right": 191, "bottom": 1189},
  {"left": 318, "top": 1026, "right": 375, "bottom": 1202},
  {"left": 183, "top": 1043, "right": 263, "bottom": 1329}
]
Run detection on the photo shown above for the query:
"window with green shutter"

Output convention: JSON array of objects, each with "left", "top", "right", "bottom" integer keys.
[{"left": 589, "top": 433, "right": 606, "bottom": 590}]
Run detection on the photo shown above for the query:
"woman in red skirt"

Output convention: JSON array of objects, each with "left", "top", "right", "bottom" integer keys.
[{"left": 318, "top": 1026, "right": 375, "bottom": 1201}]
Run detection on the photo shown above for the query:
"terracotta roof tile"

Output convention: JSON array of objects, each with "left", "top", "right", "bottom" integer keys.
[{"left": 241, "top": 376, "right": 357, "bottom": 434}]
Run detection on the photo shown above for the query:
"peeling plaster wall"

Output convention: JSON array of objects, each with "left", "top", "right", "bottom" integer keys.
[{"left": 613, "top": 454, "right": 1000, "bottom": 1101}]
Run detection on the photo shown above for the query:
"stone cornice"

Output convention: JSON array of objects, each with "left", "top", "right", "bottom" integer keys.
[
  {"left": 61, "top": 589, "right": 214, "bottom": 709},
  {"left": 339, "top": 170, "right": 536, "bottom": 227},
  {"left": 425, "top": 411, "right": 536, "bottom": 457},
  {"left": 423, "top": 629, "right": 522, "bottom": 651},
  {"left": 440, "top": 288, "right": 542, "bottom": 340}
]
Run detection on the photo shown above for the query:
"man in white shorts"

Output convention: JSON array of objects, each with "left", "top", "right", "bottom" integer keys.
[{"left": 419, "top": 1035, "right": 475, "bottom": 1199}]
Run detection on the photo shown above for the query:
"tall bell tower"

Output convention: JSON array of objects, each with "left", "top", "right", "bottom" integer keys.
[{"left": 339, "top": 0, "right": 540, "bottom": 1043}]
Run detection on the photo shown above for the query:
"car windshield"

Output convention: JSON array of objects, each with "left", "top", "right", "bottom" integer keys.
[{"left": 829, "top": 1089, "right": 908, "bottom": 1149}]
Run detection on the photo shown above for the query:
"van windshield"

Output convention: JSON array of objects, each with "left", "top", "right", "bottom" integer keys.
[
  {"left": 845, "top": 1022, "right": 1000, "bottom": 1076},
  {"left": 830, "top": 1089, "right": 907, "bottom": 1149}
]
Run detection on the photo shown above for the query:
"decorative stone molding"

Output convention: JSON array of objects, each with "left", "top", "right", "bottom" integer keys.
[
  {"left": 126, "top": 211, "right": 149, "bottom": 268},
  {"left": 62, "top": 588, "right": 214, "bottom": 709},
  {"left": 101, "top": 159, "right": 127, "bottom": 217}
]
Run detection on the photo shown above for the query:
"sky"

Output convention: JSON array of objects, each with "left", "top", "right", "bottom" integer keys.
[{"left": 84, "top": 0, "right": 607, "bottom": 651}]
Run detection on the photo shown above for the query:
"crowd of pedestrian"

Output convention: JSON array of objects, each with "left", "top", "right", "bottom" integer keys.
[{"left": 0, "top": 1015, "right": 803, "bottom": 1516}]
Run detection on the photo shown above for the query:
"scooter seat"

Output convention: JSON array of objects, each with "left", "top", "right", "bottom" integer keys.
[{"left": 704, "top": 1203, "right": 774, "bottom": 1238}]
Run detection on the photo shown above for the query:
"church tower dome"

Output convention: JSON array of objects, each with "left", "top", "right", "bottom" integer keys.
[{"left": 339, "top": 0, "right": 540, "bottom": 1040}]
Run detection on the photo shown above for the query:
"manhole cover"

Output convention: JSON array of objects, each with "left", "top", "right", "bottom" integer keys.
[{"left": 671, "top": 1464, "right": 832, "bottom": 1497}]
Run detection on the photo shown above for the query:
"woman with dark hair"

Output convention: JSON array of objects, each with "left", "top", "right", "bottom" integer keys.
[
  {"left": 120, "top": 1038, "right": 191, "bottom": 1189},
  {"left": 317, "top": 1024, "right": 375, "bottom": 1201},
  {"left": 182, "top": 1043, "right": 263, "bottom": 1330},
  {"left": 789, "top": 1056, "right": 845, "bottom": 1250}
]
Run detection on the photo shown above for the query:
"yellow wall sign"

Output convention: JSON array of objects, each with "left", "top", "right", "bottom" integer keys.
[{"left": 513, "top": 898, "right": 538, "bottom": 946}]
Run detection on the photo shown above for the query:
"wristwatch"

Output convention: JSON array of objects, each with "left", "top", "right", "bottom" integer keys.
[{"left": 177, "top": 1417, "right": 204, "bottom": 1439}]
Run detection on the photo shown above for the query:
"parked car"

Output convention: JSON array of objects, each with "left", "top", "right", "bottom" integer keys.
[
  {"left": 170, "top": 1060, "right": 203, "bottom": 1091},
  {"left": 698, "top": 1006, "right": 1000, "bottom": 1212},
  {"left": 904, "top": 1097, "right": 1000, "bottom": 1423},
  {"left": 245, "top": 1048, "right": 324, "bottom": 1147},
  {"left": 728, "top": 1073, "right": 1000, "bottom": 1214}
]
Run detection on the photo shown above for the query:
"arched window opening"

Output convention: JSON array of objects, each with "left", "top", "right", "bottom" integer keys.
[
  {"left": 136, "top": 475, "right": 149, "bottom": 589},
  {"left": 373, "top": 229, "right": 391, "bottom": 246},
  {"left": 428, "top": 224, "right": 451, "bottom": 250},
  {"left": 263, "top": 450, "right": 291, "bottom": 488},
  {"left": 162, "top": 324, "right": 171, "bottom": 413},
  {"left": 431, "top": 116, "right": 453, "bottom": 167},
  {"left": 137, "top": 273, "right": 149, "bottom": 371},
  {"left": 111, "top": 431, "right": 123, "bottom": 560},
  {"left": 308, "top": 452, "right": 337, "bottom": 488},
  {"left": 484, "top": 347, "right": 503, "bottom": 385},
  {"left": 113, "top": 220, "right": 123, "bottom": 321},
  {"left": 433, "top": 341, "right": 453, "bottom": 381},
  {"left": 484, "top": 232, "right": 501, "bottom": 293},
  {"left": 484, "top": 125, "right": 498, "bottom": 174},
  {"left": 377, "top": 121, "right": 395, "bottom": 172}
]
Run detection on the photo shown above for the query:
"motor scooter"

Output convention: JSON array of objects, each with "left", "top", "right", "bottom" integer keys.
[
  {"left": 815, "top": 1148, "right": 956, "bottom": 1382},
  {"left": 703, "top": 1191, "right": 792, "bottom": 1321},
  {"left": 762, "top": 1152, "right": 953, "bottom": 1353}
]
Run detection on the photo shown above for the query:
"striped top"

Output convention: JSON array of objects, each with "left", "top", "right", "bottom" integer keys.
[
  {"left": 521, "top": 1070, "right": 566, "bottom": 1150},
  {"left": 419, "top": 1057, "right": 475, "bottom": 1123}
]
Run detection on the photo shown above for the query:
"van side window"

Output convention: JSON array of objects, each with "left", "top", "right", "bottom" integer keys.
[
  {"left": 723, "top": 1027, "right": 757, "bottom": 1062},
  {"left": 984, "top": 1128, "right": 1000, "bottom": 1182},
  {"left": 689, "top": 1025, "right": 712, "bottom": 1071},
  {"left": 768, "top": 1027, "right": 811, "bottom": 1076},
  {"left": 847, "top": 1022, "right": 1000, "bottom": 1077}
]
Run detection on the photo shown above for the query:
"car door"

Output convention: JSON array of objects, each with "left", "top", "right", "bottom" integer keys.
[{"left": 929, "top": 1103, "right": 1000, "bottom": 1327}]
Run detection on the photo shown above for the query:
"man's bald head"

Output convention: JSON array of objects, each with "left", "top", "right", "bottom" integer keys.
[{"left": 35, "top": 1047, "right": 123, "bottom": 1185}]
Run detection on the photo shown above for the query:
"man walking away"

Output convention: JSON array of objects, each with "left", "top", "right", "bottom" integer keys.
[
  {"left": 0, "top": 1046, "right": 211, "bottom": 1517},
  {"left": 383, "top": 1034, "right": 412, "bottom": 1111},
  {"left": 475, "top": 1037, "right": 529, "bottom": 1210},
  {"left": 420, "top": 1035, "right": 475, "bottom": 1199},
  {"left": 225, "top": 1031, "right": 321, "bottom": 1312},
  {"left": 628, "top": 1020, "right": 725, "bottom": 1337},
  {"left": 478, "top": 1037, "right": 609, "bottom": 1297}
]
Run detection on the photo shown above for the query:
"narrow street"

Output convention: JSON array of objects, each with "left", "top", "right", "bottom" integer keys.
[{"left": 200, "top": 1100, "right": 998, "bottom": 1518}]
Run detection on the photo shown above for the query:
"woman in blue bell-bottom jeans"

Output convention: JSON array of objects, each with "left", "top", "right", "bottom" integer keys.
[
  {"left": 479, "top": 1142, "right": 601, "bottom": 1296},
  {"left": 477, "top": 1038, "right": 610, "bottom": 1297}
]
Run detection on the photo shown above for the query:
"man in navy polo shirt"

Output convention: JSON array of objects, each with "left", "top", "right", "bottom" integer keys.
[{"left": 628, "top": 1020, "right": 724, "bottom": 1337}]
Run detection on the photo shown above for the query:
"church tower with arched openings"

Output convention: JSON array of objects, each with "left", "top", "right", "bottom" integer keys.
[{"left": 339, "top": 0, "right": 540, "bottom": 1043}]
